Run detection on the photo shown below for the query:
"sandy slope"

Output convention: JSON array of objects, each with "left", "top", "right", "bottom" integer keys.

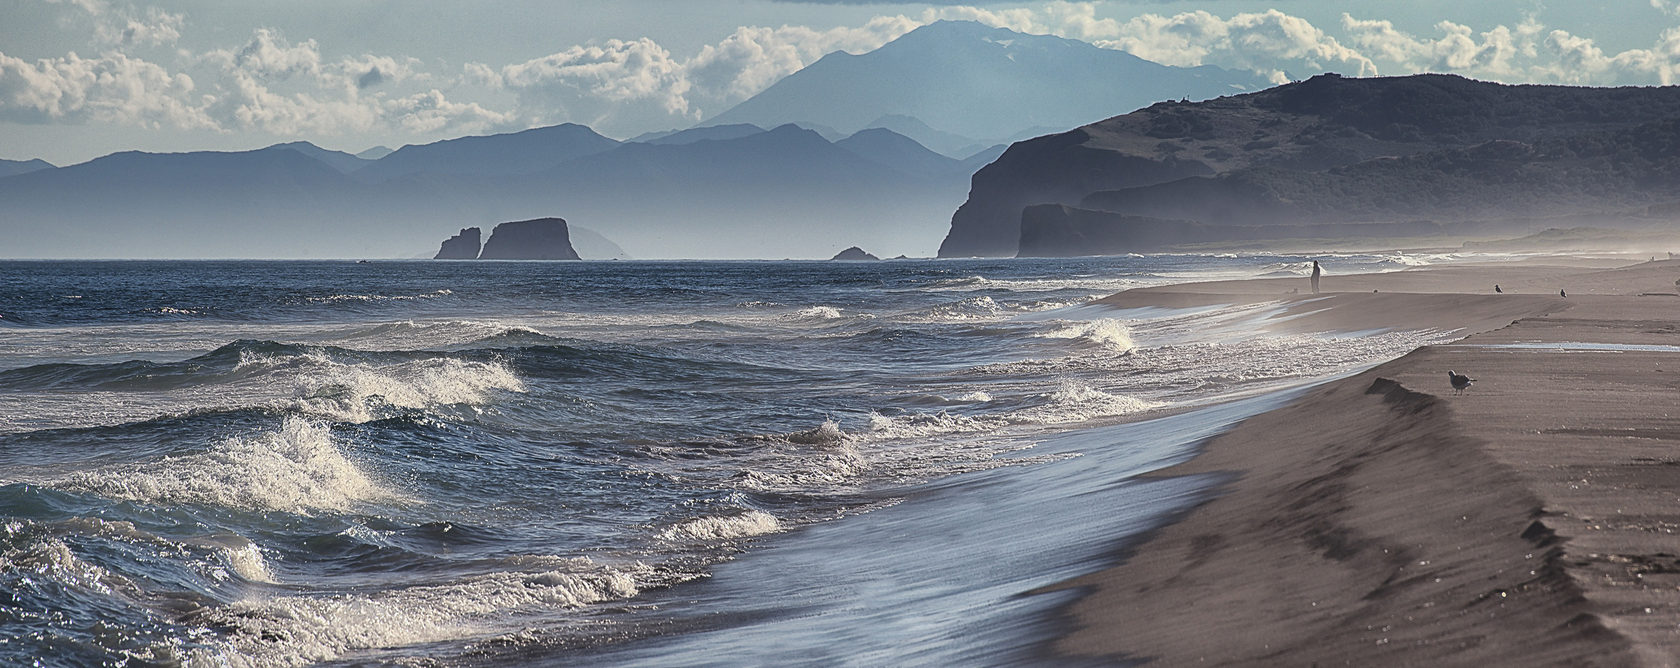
[{"left": 1046, "top": 258, "right": 1680, "bottom": 665}]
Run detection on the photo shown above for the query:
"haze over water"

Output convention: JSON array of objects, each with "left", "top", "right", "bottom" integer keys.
[{"left": 0, "top": 255, "right": 1459, "bottom": 665}]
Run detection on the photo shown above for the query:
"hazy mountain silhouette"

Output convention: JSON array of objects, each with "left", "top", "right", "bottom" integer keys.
[
  {"left": 703, "top": 20, "right": 1268, "bottom": 148},
  {"left": 859, "top": 114, "right": 981, "bottom": 158},
  {"left": 355, "top": 146, "right": 394, "bottom": 160},
  {"left": 267, "top": 141, "right": 372, "bottom": 173},
  {"left": 644, "top": 124, "right": 765, "bottom": 145},
  {"left": 941, "top": 73, "right": 1680, "bottom": 257},
  {"left": 354, "top": 123, "right": 619, "bottom": 181},
  {"left": 494, "top": 124, "right": 972, "bottom": 258},
  {"left": 0, "top": 158, "right": 54, "bottom": 178},
  {"left": 0, "top": 121, "right": 973, "bottom": 259},
  {"left": 835, "top": 128, "right": 970, "bottom": 180}
]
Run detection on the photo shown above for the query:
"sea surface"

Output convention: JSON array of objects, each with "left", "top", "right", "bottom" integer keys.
[{"left": 0, "top": 255, "right": 1464, "bottom": 666}]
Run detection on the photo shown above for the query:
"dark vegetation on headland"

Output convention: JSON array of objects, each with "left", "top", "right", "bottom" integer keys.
[{"left": 941, "top": 73, "right": 1680, "bottom": 258}]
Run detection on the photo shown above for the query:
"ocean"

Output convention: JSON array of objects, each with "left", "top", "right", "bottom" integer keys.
[{"left": 0, "top": 255, "right": 1458, "bottom": 666}]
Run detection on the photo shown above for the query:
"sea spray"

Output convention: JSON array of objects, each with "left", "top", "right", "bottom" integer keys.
[
  {"left": 65, "top": 417, "right": 405, "bottom": 515},
  {"left": 291, "top": 357, "right": 526, "bottom": 423},
  {"left": 1035, "top": 318, "right": 1136, "bottom": 352},
  {"left": 199, "top": 559, "right": 649, "bottom": 667},
  {"left": 0, "top": 255, "right": 1483, "bottom": 666},
  {"left": 661, "top": 511, "right": 782, "bottom": 541}
]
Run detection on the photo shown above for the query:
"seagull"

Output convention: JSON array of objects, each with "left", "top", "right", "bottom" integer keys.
[{"left": 1448, "top": 370, "right": 1475, "bottom": 395}]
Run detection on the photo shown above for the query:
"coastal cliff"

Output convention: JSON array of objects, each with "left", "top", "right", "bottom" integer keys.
[
  {"left": 477, "top": 218, "right": 581, "bottom": 260},
  {"left": 938, "top": 73, "right": 1680, "bottom": 257}
]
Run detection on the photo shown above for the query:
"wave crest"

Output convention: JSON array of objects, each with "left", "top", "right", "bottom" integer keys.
[
  {"left": 199, "top": 558, "right": 649, "bottom": 666},
  {"left": 66, "top": 417, "right": 406, "bottom": 515},
  {"left": 1035, "top": 318, "right": 1136, "bottom": 352},
  {"left": 660, "top": 511, "right": 781, "bottom": 541},
  {"left": 291, "top": 357, "right": 526, "bottom": 423}
]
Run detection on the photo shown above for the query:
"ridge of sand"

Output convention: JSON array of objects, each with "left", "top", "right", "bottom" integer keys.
[{"left": 1047, "top": 259, "right": 1680, "bottom": 665}]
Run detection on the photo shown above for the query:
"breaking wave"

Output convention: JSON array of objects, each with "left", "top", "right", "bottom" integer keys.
[
  {"left": 65, "top": 417, "right": 407, "bottom": 515},
  {"left": 1034, "top": 318, "right": 1136, "bottom": 352},
  {"left": 661, "top": 511, "right": 782, "bottom": 541},
  {"left": 198, "top": 558, "right": 650, "bottom": 667}
]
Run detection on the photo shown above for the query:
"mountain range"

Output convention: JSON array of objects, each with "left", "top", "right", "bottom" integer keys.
[
  {"left": 0, "top": 122, "right": 978, "bottom": 259},
  {"left": 0, "top": 21, "right": 1271, "bottom": 260},
  {"left": 942, "top": 73, "right": 1680, "bottom": 257},
  {"left": 702, "top": 20, "right": 1268, "bottom": 157}
]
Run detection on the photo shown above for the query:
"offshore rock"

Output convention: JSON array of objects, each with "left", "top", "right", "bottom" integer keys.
[
  {"left": 478, "top": 218, "right": 581, "bottom": 260},
  {"left": 831, "top": 246, "right": 880, "bottom": 261},
  {"left": 433, "top": 227, "right": 481, "bottom": 259}
]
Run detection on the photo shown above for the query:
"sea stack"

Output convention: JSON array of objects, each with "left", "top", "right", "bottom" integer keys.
[
  {"left": 478, "top": 218, "right": 581, "bottom": 260},
  {"left": 831, "top": 246, "right": 880, "bottom": 261},
  {"left": 433, "top": 227, "right": 482, "bottom": 259}
]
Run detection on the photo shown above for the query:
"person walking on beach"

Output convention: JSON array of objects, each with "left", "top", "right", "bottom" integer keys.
[{"left": 1310, "top": 260, "right": 1321, "bottom": 294}]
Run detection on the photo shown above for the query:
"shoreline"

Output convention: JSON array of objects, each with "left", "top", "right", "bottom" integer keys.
[{"left": 1045, "top": 258, "right": 1680, "bottom": 664}]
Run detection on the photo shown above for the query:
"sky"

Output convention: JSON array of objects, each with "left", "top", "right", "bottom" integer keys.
[{"left": 5, "top": 0, "right": 1680, "bottom": 165}]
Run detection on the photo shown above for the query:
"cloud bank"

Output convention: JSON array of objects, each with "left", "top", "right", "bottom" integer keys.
[{"left": 6, "top": 1, "right": 1680, "bottom": 148}]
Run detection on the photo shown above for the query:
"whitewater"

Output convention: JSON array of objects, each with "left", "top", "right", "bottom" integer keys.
[{"left": 0, "top": 254, "right": 1472, "bottom": 665}]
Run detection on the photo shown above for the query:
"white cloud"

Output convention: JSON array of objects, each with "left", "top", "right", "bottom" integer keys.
[
  {"left": 1339, "top": 12, "right": 1680, "bottom": 86},
  {"left": 684, "top": 17, "right": 918, "bottom": 112},
  {"left": 497, "top": 37, "right": 691, "bottom": 133},
  {"left": 98, "top": 7, "right": 184, "bottom": 47},
  {"left": 1096, "top": 10, "right": 1377, "bottom": 82},
  {"left": 1535, "top": 27, "right": 1680, "bottom": 85},
  {"left": 46, "top": 0, "right": 184, "bottom": 47},
  {"left": 20, "top": 1, "right": 1680, "bottom": 148},
  {"left": 385, "top": 89, "right": 515, "bottom": 134},
  {"left": 0, "top": 49, "right": 212, "bottom": 128},
  {"left": 204, "top": 28, "right": 322, "bottom": 80}
]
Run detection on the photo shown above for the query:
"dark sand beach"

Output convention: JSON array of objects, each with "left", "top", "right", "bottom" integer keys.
[{"left": 1050, "top": 258, "right": 1680, "bottom": 665}]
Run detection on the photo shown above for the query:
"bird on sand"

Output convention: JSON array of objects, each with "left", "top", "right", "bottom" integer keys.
[
  {"left": 1447, "top": 370, "right": 1475, "bottom": 395},
  {"left": 1560, "top": 289, "right": 1567, "bottom": 297},
  {"left": 1494, "top": 284, "right": 1503, "bottom": 293}
]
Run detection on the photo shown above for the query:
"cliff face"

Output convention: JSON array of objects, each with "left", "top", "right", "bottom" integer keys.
[
  {"left": 433, "top": 227, "right": 482, "bottom": 259},
  {"left": 940, "top": 73, "right": 1680, "bottom": 257},
  {"left": 477, "top": 218, "right": 581, "bottom": 260},
  {"left": 936, "top": 131, "right": 1214, "bottom": 257}
]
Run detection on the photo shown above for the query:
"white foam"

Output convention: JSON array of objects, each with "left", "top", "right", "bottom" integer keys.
[
  {"left": 785, "top": 420, "right": 850, "bottom": 446},
  {"left": 200, "top": 558, "right": 648, "bottom": 667},
  {"left": 303, "top": 289, "right": 453, "bottom": 305},
  {"left": 920, "top": 275, "right": 1142, "bottom": 294},
  {"left": 0, "top": 535, "right": 116, "bottom": 594},
  {"left": 734, "top": 433, "right": 870, "bottom": 493},
  {"left": 291, "top": 357, "right": 526, "bottom": 423},
  {"left": 867, "top": 410, "right": 985, "bottom": 439},
  {"left": 922, "top": 296, "right": 1005, "bottom": 321},
  {"left": 1034, "top": 318, "right": 1136, "bottom": 352},
  {"left": 192, "top": 557, "right": 641, "bottom": 668},
  {"left": 956, "top": 391, "right": 993, "bottom": 403},
  {"left": 1017, "top": 384, "right": 1162, "bottom": 425},
  {"left": 66, "top": 417, "right": 407, "bottom": 515},
  {"left": 219, "top": 543, "right": 277, "bottom": 584},
  {"left": 660, "top": 511, "right": 782, "bottom": 541},
  {"left": 787, "top": 306, "right": 845, "bottom": 320}
]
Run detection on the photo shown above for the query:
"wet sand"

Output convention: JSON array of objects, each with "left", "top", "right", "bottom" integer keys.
[{"left": 1048, "top": 258, "right": 1680, "bottom": 665}]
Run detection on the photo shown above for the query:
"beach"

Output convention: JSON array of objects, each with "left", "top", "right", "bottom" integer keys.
[{"left": 1051, "top": 257, "right": 1680, "bottom": 665}]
